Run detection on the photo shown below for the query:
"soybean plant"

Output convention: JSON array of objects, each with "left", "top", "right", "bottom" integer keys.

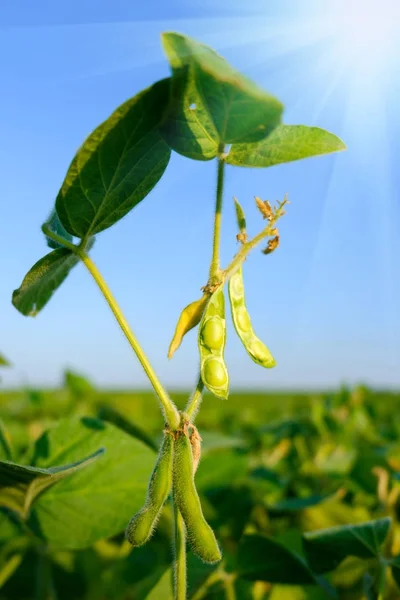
[{"left": 12, "top": 31, "right": 345, "bottom": 599}]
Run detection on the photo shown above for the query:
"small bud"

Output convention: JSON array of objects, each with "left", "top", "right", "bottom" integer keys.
[
  {"left": 255, "top": 197, "right": 274, "bottom": 221},
  {"left": 233, "top": 197, "right": 247, "bottom": 241},
  {"left": 236, "top": 232, "right": 247, "bottom": 244}
]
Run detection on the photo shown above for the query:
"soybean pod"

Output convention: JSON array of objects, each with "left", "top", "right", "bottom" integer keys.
[
  {"left": 228, "top": 266, "right": 276, "bottom": 368},
  {"left": 173, "top": 430, "right": 221, "bottom": 564},
  {"left": 198, "top": 286, "right": 229, "bottom": 399},
  {"left": 168, "top": 294, "right": 209, "bottom": 359},
  {"left": 126, "top": 432, "right": 173, "bottom": 547}
]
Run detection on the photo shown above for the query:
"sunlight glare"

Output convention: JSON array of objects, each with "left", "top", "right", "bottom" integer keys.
[{"left": 323, "top": 0, "right": 399, "bottom": 75}]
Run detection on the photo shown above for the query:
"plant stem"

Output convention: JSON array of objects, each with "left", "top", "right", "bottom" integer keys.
[
  {"left": 79, "top": 253, "right": 180, "bottom": 430},
  {"left": 223, "top": 222, "right": 277, "bottom": 284},
  {"left": 173, "top": 502, "right": 187, "bottom": 600},
  {"left": 210, "top": 149, "right": 226, "bottom": 282},
  {"left": 223, "top": 574, "right": 237, "bottom": 600},
  {"left": 43, "top": 224, "right": 180, "bottom": 429},
  {"left": 185, "top": 374, "right": 204, "bottom": 422}
]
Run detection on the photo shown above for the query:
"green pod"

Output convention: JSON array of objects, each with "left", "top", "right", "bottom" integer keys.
[
  {"left": 173, "top": 432, "right": 221, "bottom": 564},
  {"left": 228, "top": 266, "right": 276, "bottom": 368},
  {"left": 126, "top": 433, "right": 173, "bottom": 547},
  {"left": 198, "top": 286, "right": 229, "bottom": 399}
]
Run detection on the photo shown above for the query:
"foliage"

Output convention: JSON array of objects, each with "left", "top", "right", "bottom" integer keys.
[{"left": 1, "top": 384, "right": 400, "bottom": 598}]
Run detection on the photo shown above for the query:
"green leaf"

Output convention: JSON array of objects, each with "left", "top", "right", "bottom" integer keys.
[
  {"left": 145, "top": 568, "right": 173, "bottom": 599},
  {"left": 56, "top": 78, "right": 171, "bottom": 238},
  {"left": 363, "top": 572, "right": 378, "bottom": 600},
  {"left": 226, "top": 125, "right": 346, "bottom": 168},
  {"left": 161, "top": 32, "right": 283, "bottom": 160},
  {"left": 0, "top": 448, "right": 104, "bottom": 518},
  {"left": 0, "top": 511, "right": 20, "bottom": 543},
  {"left": 268, "top": 494, "right": 333, "bottom": 513},
  {"left": 0, "top": 420, "right": 13, "bottom": 461},
  {"left": 64, "top": 369, "right": 95, "bottom": 399},
  {"left": 43, "top": 208, "right": 74, "bottom": 250},
  {"left": 0, "top": 552, "right": 24, "bottom": 589},
  {"left": 234, "top": 197, "right": 246, "bottom": 236},
  {"left": 29, "top": 416, "right": 155, "bottom": 549},
  {"left": 302, "top": 517, "right": 391, "bottom": 574},
  {"left": 12, "top": 248, "right": 79, "bottom": 316},
  {"left": 237, "top": 534, "right": 315, "bottom": 584},
  {"left": 98, "top": 405, "right": 158, "bottom": 451},
  {"left": 389, "top": 555, "right": 400, "bottom": 590}
]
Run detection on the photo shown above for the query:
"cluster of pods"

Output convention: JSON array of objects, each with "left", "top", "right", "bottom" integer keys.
[{"left": 126, "top": 416, "right": 221, "bottom": 564}]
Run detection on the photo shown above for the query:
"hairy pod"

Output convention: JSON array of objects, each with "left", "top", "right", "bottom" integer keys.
[
  {"left": 228, "top": 266, "right": 276, "bottom": 368},
  {"left": 173, "top": 431, "right": 221, "bottom": 564},
  {"left": 126, "top": 432, "right": 173, "bottom": 547},
  {"left": 198, "top": 286, "right": 229, "bottom": 399},
  {"left": 168, "top": 295, "right": 209, "bottom": 358}
]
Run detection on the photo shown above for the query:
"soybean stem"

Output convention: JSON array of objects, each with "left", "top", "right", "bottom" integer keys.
[
  {"left": 42, "top": 226, "right": 180, "bottom": 430},
  {"left": 223, "top": 222, "right": 278, "bottom": 284},
  {"left": 185, "top": 374, "right": 204, "bottom": 422},
  {"left": 210, "top": 148, "right": 226, "bottom": 282},
  {"left": 173, "top": 502, "right": 187, "bottom": 600},
  {"left": 79, "top": 253, "right": 180, "bottom": 430}
]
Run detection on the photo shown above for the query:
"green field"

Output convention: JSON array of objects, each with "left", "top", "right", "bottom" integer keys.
[{"left": 1, "top": 375, "right": 400, "bottom": 599}]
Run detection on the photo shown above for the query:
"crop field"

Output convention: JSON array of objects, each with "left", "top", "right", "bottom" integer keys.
[
  {"left": 1, "top": 377, "right": 400, "bottom": 599},
  {"left": 2, "top": 7, "right": 399, "bottom": 599}
]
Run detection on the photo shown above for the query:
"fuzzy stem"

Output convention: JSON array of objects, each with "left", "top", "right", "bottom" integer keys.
[
  {"left": 173, "top": 502, "right": 187, "bottom": 600},
  {"left": 185, "top": 374, "right": 204, "bottom": 422},
  {"left": 223, "top": 221, "right": 279, "bottom": 284},
  {"left": 42, "top": 226, "right": 180, "bottom": 430},
  {"left": 210, "top": 150, "right": 226, "bottom": 282},
  {"left": 79, "top": 253, "right": 180, "bottom": 429}
]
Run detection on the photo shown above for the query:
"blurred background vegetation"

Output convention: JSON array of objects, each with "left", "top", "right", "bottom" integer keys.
[{"left": 2, "top": 371, "right": 400, "bottom": 598}]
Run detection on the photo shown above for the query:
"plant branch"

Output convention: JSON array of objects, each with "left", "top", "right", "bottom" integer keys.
[
  {"left": 42, "top": 226, "right": 180, "bottom": 430},
  {"left": 185, "top": 374, "right": 204, "bottom": 422},
  {"left": 210, "top": 149, "right": 226, "bottom": 282},
  {"left": 173, "top": 502, "right": 187, "bottom": 600},
  {"left": 41, "top": 225, "right": 78, "bottom": 254},
  {"left": 79, "top": 253, "right": 180, "bottom": 429},
  {"left": 222, "top": 218, "right": 281, "bottom": 285}
]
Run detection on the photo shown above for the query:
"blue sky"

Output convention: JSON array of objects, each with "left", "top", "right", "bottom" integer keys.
[{"left": 1, "top": 0, "right": 399, "bottom": 390}]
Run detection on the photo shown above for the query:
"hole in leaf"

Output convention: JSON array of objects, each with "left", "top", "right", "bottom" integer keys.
[{"left": 189, "top": 103, "right": 197, "bottom": 110}]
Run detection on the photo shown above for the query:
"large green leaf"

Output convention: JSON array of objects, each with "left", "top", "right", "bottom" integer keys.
[
  {"left": 145, "top": 569, "right": 173, "bottom": 599},
  {"left": 56, "top": 78, "right": 171, "bottom": 238},
  {"left": 0, "top": 449, "right": 104, "bottom": 518},
  {"left": 236, "top": 534, "right": 315, "bottom": 584},
  {"left": 226, "top": 125, "right": 346, "bottom": 168},
  {"left": 161, "top": 32, "right": 283, "bottom": 160},
  {"left": 12, "top": 248, "right": 80, "bottom": 316},
  {"left": 29, "top": 416, "right": 155, "bottom": 549},
  {"left": 302, "top": 517, "right": 391, "bottom": 574}
]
